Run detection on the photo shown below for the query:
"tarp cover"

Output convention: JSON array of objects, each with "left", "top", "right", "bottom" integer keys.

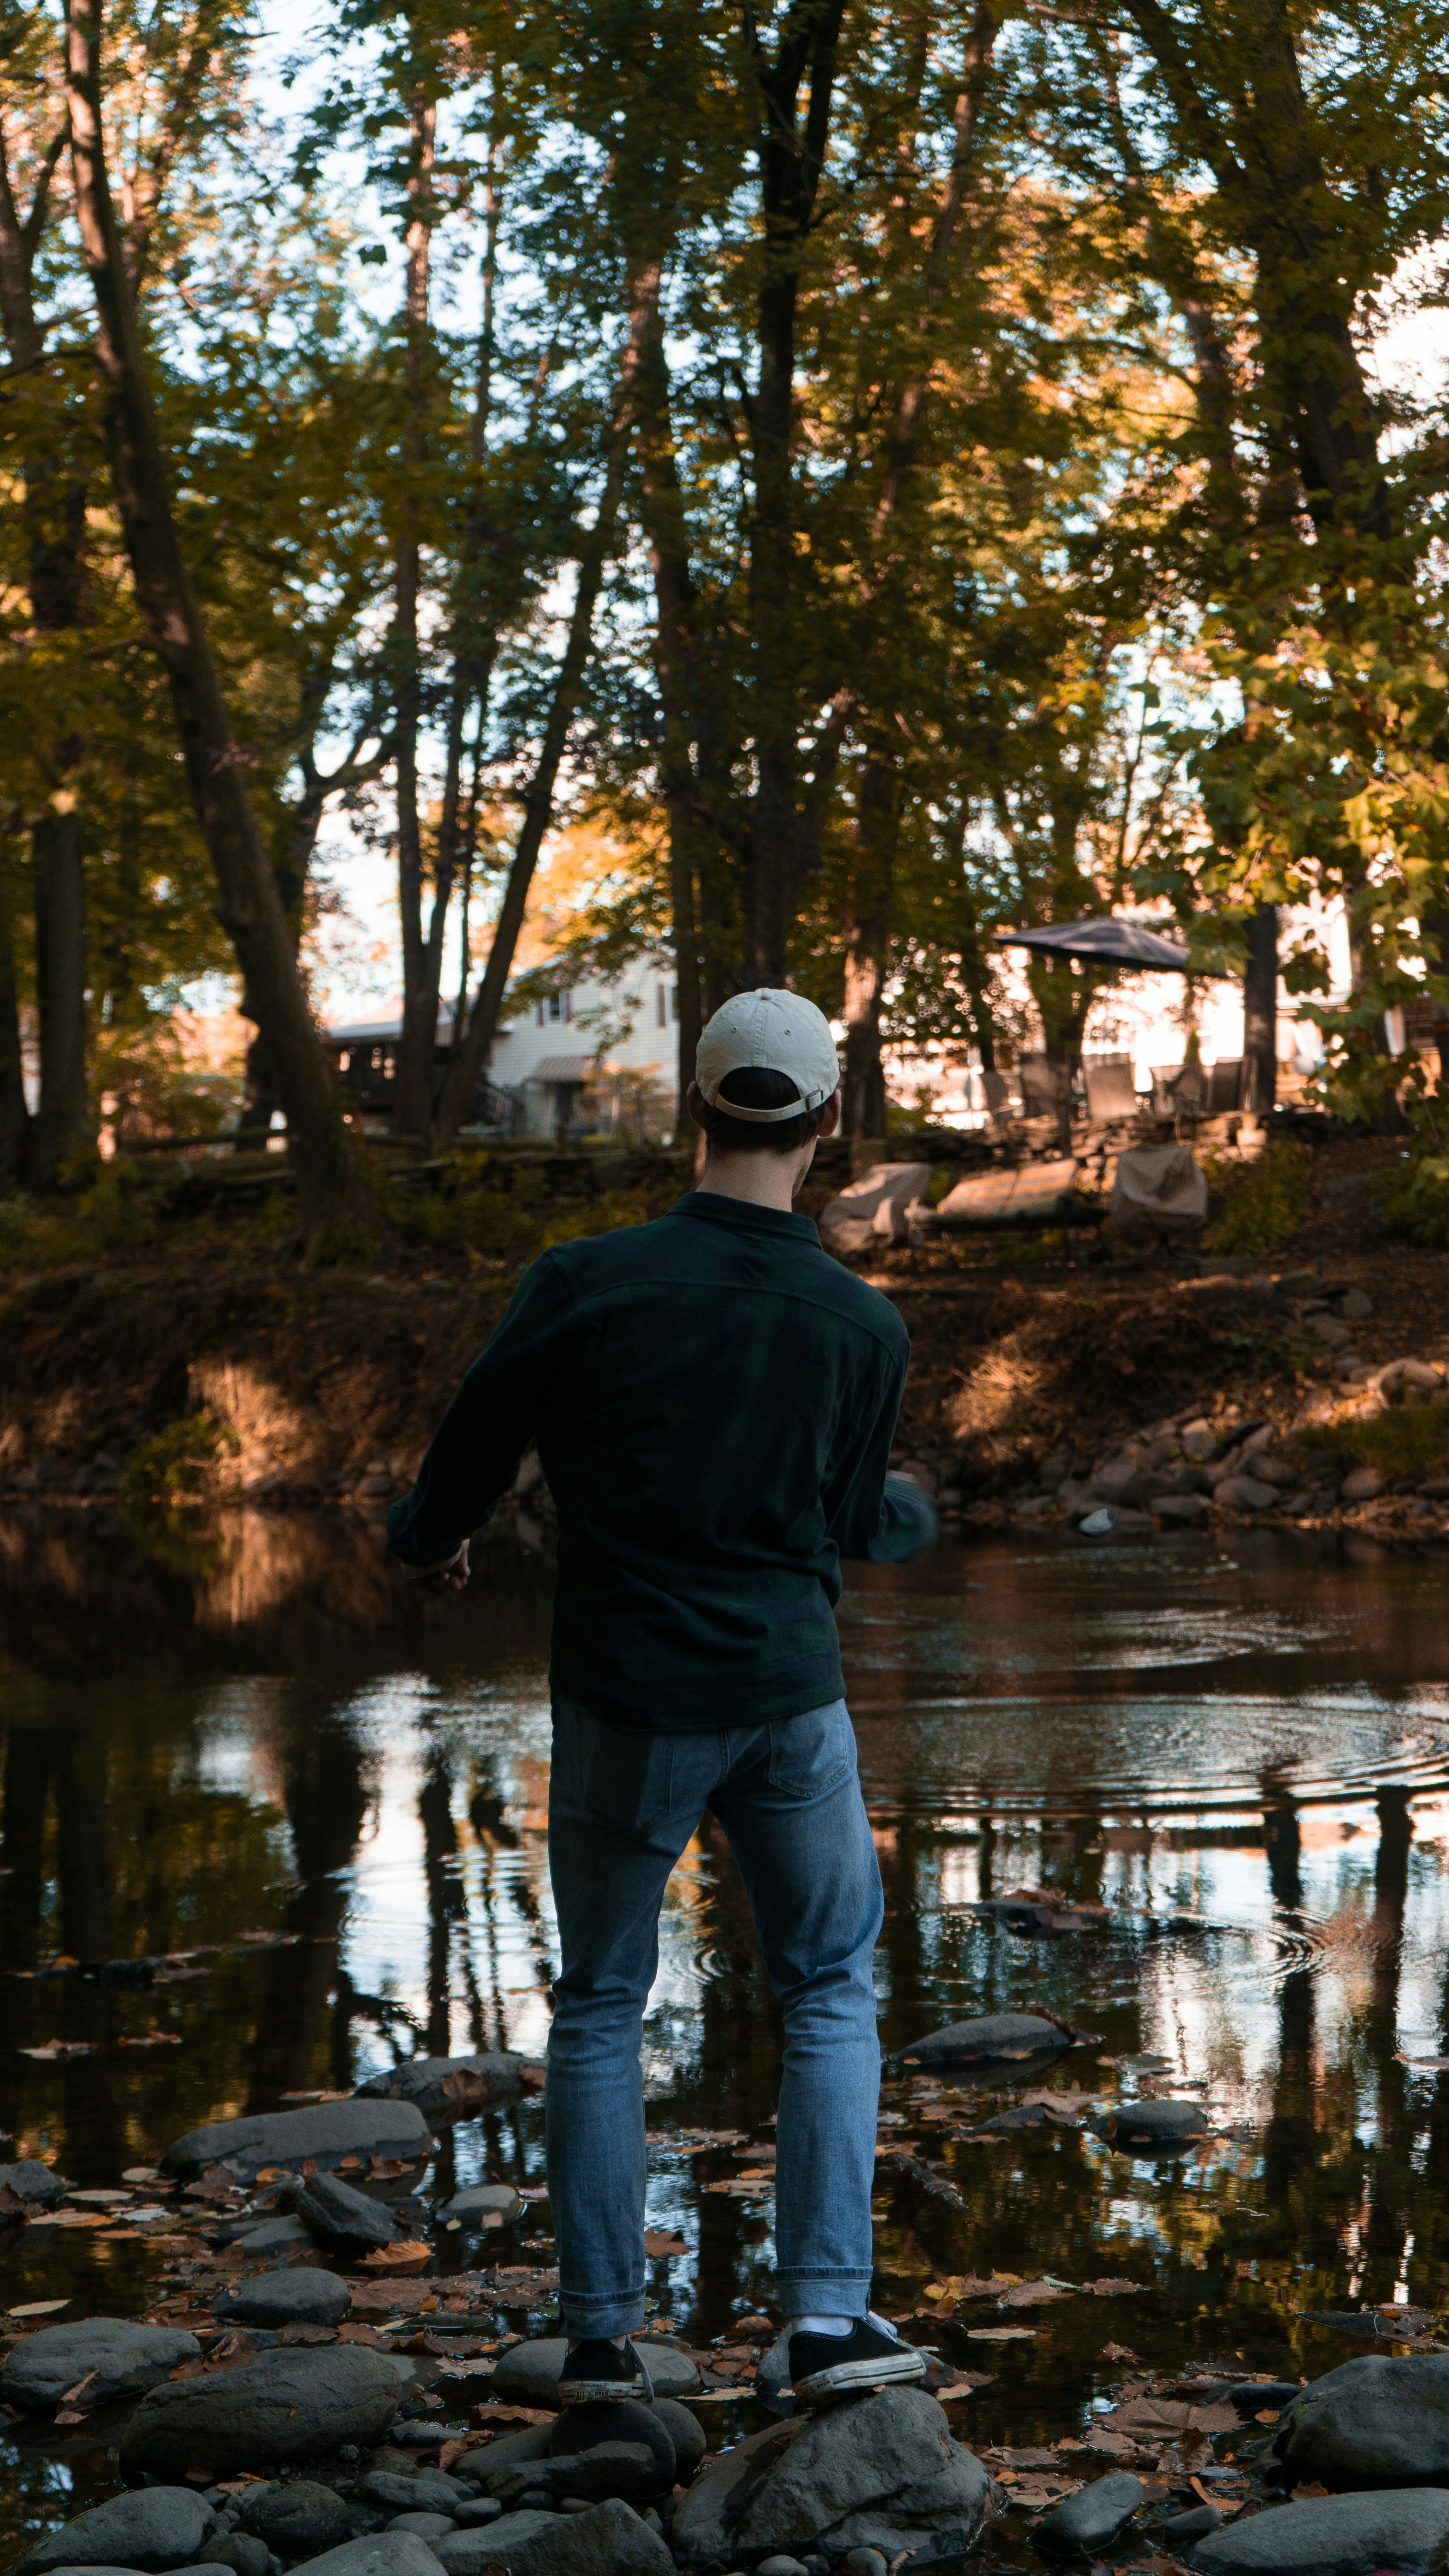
[
  {"left": 933, "top": 1157, "right": 1083, "bottom": 1227},
  {"left": 1110, "top": 1143, "right": 1208, "bottom": 1242},
  {"left": 818, "top": 1161, "right": 932, "bottom": 1255}
]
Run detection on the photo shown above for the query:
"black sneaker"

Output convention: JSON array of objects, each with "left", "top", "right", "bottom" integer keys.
[
  {"left": 788, "top": 2317, "right": 927, "bottom": 2407},
  {"left": 556, "top": 2336, "right": 654, "bottom": 2405}
]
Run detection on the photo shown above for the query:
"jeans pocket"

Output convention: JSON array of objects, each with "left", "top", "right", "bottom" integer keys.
[
  {"left": 766, "top": 1699, "right": 854, "bottom": 1798},
  {"left": 563, "top": 1702, "right": 675, "bottom": 1831}
]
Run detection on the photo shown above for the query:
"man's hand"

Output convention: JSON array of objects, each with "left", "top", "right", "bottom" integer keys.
[{"left": 401, "top": 1539, "right": 471, "bottom": 1598}]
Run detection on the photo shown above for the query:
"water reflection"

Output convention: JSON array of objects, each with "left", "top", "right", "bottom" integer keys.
[{"left": 3, "top": 1509, "right": 1449, "bottom": 2561}]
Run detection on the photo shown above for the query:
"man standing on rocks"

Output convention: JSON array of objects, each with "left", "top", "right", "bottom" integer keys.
[{"left": 389, "top": 991, "right": 937, "bottom": 2406}]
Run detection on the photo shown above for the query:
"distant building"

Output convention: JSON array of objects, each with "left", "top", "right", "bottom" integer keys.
[{"left": 326, "top": 958, "right": 681, "bottom": 1142}]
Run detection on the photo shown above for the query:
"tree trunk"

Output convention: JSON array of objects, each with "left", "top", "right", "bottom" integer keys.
[
  {"left": 840, "top": 757, "right": 898, "bottom": 1139},
  {"left": 393, "top": 91, "right": 439, "bottom": 1140},
  {"left": 434, "top": 267, "right": 653, "bottom": 1142},
  {"left": 30, "top": 810, "right": 89, "bottom": 1185},
  {"left": 64, "top": 0, "right": 365, "bottom": 1237},
  {"left": 1243, "top": 901, "right": 1278, "bottom": 1114},
  {"left": 0, "top": 118, "right": 92, "bottom": 1189},
  {"left": 744, "top": 0, "right": 846, "bottom": 984},
  {"left": 0, "top": 867, "right": 29, "bottom": 1192},
  {"left": 631, "top": 258, "right": 710, "bottom": 1116}
]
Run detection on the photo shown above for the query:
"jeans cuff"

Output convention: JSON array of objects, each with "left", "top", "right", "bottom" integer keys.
[
  {"left": 776, "top": 2274, "right": 872, "bottom": 2320},
  {"left": 560, "top": 2297, "right": 648, "bottom": 2340}
]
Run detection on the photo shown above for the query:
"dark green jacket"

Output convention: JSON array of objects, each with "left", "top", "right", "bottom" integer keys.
[{"left": 388, "top": 1192, "right": 935, "bottom": 1729}]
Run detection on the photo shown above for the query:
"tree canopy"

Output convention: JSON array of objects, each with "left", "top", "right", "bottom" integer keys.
[{"left": 2, "top": 0, "right": 1448, "bottom": 1211}]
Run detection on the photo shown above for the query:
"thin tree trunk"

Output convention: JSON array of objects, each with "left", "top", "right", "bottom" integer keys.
[
  {"left": 434, "top": 270, "right": 653, "bottom": 1141},
  {"left": 744, "top": 0, "right": 847, "bottom": 984},
  {"left": 31, "top": 811, "right": 88, "bottom": 1184},
  {"left": 0, "top": 866, "right": 28, "bottom": 1191},
  {"left": 64, "top": 0, "right": 364, "bottom": 1236},
  {"left": 631, "top": 256, "right": 710, "bottom": 1115},
  {"left": 840, "top": 756, "right": 898, "bottom": 1139},
  {"left": 394, "top": 90, "right": 438, "bottom": 1139},
  {"left": 1243, "top": 901, "right": 1279, "bottom": 1114},
  {"left": 0, "top": 118, "right": 91, "bottom": 1185}
]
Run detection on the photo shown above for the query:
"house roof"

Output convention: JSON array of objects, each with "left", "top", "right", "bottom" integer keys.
[{"left": 529, "top": 1053, "right": 598, "bottom": 1083}]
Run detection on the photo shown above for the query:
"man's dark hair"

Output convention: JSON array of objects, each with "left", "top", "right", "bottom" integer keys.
[{"left": 694, "top": 1064, "right": 831, "bottom": 1156}]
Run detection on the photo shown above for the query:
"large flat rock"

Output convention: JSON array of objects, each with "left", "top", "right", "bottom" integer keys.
[
  {"left": 120, "top": 2344, "right": 403, "bottom": 2478},
  {"left": 295, "top": 2170, "right": 401, "bottom": 2255},
  {"left": 239, "top": 2482, "right": 355, "bottom": 2555},
  {"left": 18, "top": 2487, "right": 215, "bottom": 2573},
  {"left": 283, "top": 2543, "right": 447, "bottom": 2576},
  {"left": 0, "top": 2159, "right": 69, "bottom": 2213},
  {"left": 434, "top": 2499, "right": 673, "bottom": 2576},
  {"left": 354, "top": 2055, "right": 544, "bottom": 2124},
  {"left": 214, "top": 2269, "right": 351, "bottom": 2330},
  {"left": 893, "top": 2012, "right": 1077, "bottom": 2070},
  {"left": 2, "top": 2317, "right": 201, "bottom": 2414},
  {"left": 1034, "top": 2471, "right": 1143, "bottom": 2557},
  {"left": 163, "top": 2098, "right": 432, "bottom": 2180},
  {"left": 673, "top": 2385, "right": 994, "bottom": 2567},
  {"left": 1277, "top": 2353, "right": 1449, "bottom": 2489},
  {"left": 1190, "top": 2486, "right": 1449, "bottom": 2572}
]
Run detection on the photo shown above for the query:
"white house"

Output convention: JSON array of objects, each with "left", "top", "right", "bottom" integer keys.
[{"left": 326, "top": 956, "right": 682, "bottom": 1142}]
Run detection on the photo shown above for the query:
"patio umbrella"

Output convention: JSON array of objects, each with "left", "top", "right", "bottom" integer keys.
[{"left": 994, "top": 916, "right": 1197, "bottom": 972}]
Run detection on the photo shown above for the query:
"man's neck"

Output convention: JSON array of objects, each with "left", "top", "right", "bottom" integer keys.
[{"left": 696, "top": 1145, "right": 813, "bottom": 1212}]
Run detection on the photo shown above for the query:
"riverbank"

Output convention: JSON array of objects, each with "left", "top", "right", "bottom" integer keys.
[{"left": 0, "top": 1126, "right": 1442, "bottom": 1550}]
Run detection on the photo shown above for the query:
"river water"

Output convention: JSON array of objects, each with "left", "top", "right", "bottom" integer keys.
[{"left": 3, "top": 1507, "right": 1449, "bottom": 2563}]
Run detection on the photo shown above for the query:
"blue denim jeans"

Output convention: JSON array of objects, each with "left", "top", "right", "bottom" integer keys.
[{"left": 546, "top": 1693, "right": 884, "bottom": 2339}]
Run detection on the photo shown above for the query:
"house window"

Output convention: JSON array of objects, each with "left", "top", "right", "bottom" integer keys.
[
  {"left": 536, "top": 1000, "right": 546, "bottom": 1027},
  {"left": 656, "top": 983, "right": 667, "bottom": 1028},
  {"left": 546, "top": 991, "right": 571, "bottom": 1024}
]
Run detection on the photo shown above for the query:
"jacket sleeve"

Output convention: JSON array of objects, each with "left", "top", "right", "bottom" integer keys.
[
  {"left": 824, "top": 1341, "right": 939, "bottom": 1565},
  {"left": 387, "top": 1252, "right": 574, "bottom": 1568}
]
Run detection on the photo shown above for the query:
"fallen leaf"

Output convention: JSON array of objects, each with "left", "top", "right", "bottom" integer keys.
[
  {"left": 117, "top": 2034, "right": 182, "bottom": 2049},
  {"left": 1082, "top": 2277, "right": 1148, "bottom": 2295},
  {"left": 337, "top": 2321, "right": 387, "bottom": 2347},
  {"left": 468, "top": 2402, "right": 555, "bottom": 2430},
  {"left": 644, "top": 2228, "right": 688, "bottom": 2256},
  {"left": 1254, "top": 2407, "right": 1281, "bottom": 2424},
  {"left": 1004, "top": 2474, "right": 1081, "bottom": 2509},
  {"left": 369, "top": 2158, "right": 414, "bottom": 2179},
  {"left": 19, "top": 2040, "right": 94, "bottom": 2061},
  {"left": 58, "top": 2371, "right": 97, "bottom": 2408},
  {"left": 357, "top": 2240, "right": 432, "bottom": 2274},
  {"left": 966, "top": 2327, "right": 1037, "bottom": 2341},
  {"left": 277, "top": 2321, "right": 336, "bottom": 2345},
  {"left": 345, "top": 2280, "right": 435, "bottom": 2315},
  {"left": 998, "top": 2280, "right": 1066, "bottom": 2308},
  {"left": 1100, "top": 2342, "right": 1140, "bottom": 2362}
]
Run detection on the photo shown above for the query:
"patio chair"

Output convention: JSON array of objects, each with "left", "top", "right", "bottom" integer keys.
[
  {"left": 1082, "top": 1053, "right": 1140, "bottom": 1121},
  {"left": 1152, "top": 1061, "right": 1206, "bottom": 1118},
  {"left": 1018, "top": 1053, "right": 1072, "bottom": 1118}
]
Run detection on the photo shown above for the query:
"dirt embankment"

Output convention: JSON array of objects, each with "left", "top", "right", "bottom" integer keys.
[{"left": 0, "top": 1129, "right": 1441, "bottom": 1540}]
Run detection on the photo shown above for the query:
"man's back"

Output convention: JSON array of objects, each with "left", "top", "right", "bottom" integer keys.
[{"left": 388, "top": 1192, "right": 926, "bottom": 1726}]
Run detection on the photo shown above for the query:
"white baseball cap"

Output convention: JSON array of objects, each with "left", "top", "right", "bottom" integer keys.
[{"left": 695, "top": 989, "right": 842, "bottom": 1124}]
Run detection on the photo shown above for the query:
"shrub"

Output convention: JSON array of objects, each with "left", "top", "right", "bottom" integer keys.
[
  {"left": 1202, "top": 1141, "right": 1313, "bottom": 1255},
  {"left": 1303, "top": 1390, "right": 1449, "bottom": 1482},
  {"left": 1379, "top": 1155, "right": 1449, "bottom": 1249},
  {"left": 120, "top": 1413, "right": 236, "bottom": 1509}
]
